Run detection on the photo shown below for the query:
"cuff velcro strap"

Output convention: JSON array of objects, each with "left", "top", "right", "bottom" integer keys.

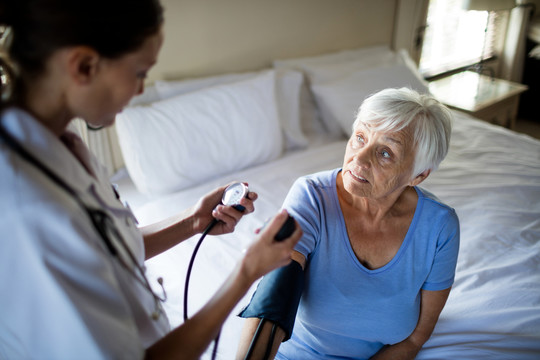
[{"left": 238, "top": 260, "right": 304, "bottom": 341}]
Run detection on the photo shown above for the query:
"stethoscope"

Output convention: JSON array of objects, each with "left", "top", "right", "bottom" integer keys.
[
  {"left": 0, "top": 118, "right": 252, "bottom": 359},
  {"left": 0, "top": 120, "right": 167, "bottom": 321}
]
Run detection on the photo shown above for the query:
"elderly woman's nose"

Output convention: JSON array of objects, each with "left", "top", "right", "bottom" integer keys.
[{"left": 353, "top": 147, "right": 372, "bottom": 168}]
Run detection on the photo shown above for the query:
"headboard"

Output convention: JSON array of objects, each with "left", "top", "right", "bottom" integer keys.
[
  {"left": 149, "top": 0, "right": 399, "bottom": 82},
  {"left": 106, "top": 0, "right": 424, "bottom": 173}
]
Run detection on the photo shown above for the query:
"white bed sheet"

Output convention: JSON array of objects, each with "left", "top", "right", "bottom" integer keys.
[{"left": 117, "top": 111, "right": 540, "bottom": 359}]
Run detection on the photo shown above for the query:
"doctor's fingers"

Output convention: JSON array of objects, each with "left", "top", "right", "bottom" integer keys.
[
  {"left": 237, "top": 191, "right": 257, "bottom": 214},
  {"left": 246, "top": 223, "right": 302, "bottom": 278},
  {"left": 215, "top": 191, "right": 257, "bottom": 217},
  {"left": 212, "top": 204, "right": 245, "bottom": 229}
]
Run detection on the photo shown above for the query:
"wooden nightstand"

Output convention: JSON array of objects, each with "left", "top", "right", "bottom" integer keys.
[{"left": 429, "top": 71, "right": 528, "bottom": 129}]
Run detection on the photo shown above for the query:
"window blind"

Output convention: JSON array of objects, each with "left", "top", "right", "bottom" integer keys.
[{"left": 419, "top": 0, "right": 510, "bottom": 78}]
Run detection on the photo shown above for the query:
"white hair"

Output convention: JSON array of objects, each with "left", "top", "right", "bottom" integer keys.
[{"left": 353, "top": 87, "right": 453, "bottom": 178}]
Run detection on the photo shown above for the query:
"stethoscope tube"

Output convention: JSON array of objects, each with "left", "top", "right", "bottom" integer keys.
[
  {"left": 243, "top": 318, "right": 277, "bottom": 360},
  {"left": 183, "top": 219, "right": 221, "bottom": 360},
  {"left": 2, "top": 120, "right": 253, "bottom": 358},
  {"left": 0, "top": 120, "right": 166, "bottom": 320},
  {"left": 183, "top": 219, "right": 218, "bottom": 322},
  {"left": 182, "top": 199, "right": 246, "bottom": 360}
]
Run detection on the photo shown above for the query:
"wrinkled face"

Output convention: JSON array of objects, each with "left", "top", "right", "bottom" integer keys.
[
  {"left": 341, "top": 121, "right": 417, "bottom": 201},
  {"left": 84, "top": 29, "right": 163, "bottom": 127}
]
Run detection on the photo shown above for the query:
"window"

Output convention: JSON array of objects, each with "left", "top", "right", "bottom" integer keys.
[{"left": 419, "top": 0, "right": 510, "bottom": 78}]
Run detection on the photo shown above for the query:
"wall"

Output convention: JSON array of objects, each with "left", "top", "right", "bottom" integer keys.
[
  {"left": 393, "top": 0, "right": 429, "bottom": 63},
  {"left": 147, "top": 0, "right": 397, "bottom": 82}
]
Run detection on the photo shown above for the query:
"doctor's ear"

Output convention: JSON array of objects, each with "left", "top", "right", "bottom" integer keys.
[
  {"left": 65, "top": 46, "right": 100, "bottom": 85},
  {"left": 410, "top": 169, "right": 431, "bottom": 186}
]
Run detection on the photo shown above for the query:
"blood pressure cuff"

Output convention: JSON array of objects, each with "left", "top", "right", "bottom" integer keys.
[{"left": 238, "top": 260, "right": 304, "bottom": 341}]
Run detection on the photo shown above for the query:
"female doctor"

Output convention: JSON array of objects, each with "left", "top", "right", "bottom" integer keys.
[{"left": 0, "top": 0, "right": 301, "bottom": 358}]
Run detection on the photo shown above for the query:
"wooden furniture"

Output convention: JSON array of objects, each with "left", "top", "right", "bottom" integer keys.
[{"left": 429, "top": 71, "right": 528, "bottom": 129}]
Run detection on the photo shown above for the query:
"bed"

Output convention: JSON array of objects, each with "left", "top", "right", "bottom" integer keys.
[{"left": 109, "top": 1, "right": 540, "bottom": 359}]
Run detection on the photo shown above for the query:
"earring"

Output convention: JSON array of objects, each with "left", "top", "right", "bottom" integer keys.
[{"left": 0, "top": 25, "right": 16, "bottom": 102}]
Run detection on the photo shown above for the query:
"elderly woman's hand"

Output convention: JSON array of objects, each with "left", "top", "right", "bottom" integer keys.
[
  {"left": 369, "top": 340, "right": 421, "bottom": 360},
  {"left": 191, "top": 182, "right": 258, "bottom": 235}
]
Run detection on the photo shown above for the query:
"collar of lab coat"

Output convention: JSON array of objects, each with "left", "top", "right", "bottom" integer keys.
[{"left": 1, "top": 107, "right": 106, "bottom": 199}]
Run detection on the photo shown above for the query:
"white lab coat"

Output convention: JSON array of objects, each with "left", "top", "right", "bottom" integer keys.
[{"left": 0, "top": 108, "right": 170, "bottom": 359}]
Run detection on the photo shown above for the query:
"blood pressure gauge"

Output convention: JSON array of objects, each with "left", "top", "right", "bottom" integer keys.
[{"left": 222, "top": 182, "right": 249, "bottom": 211}]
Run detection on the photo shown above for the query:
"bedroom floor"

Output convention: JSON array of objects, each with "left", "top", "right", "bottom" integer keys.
[{"left": 515, "top": 118, "right": 540, "bottom": 140}]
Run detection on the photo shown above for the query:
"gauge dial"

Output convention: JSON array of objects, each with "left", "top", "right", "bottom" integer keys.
[{"left": 222, "top": 182, "right": 248, "bottom": 206}]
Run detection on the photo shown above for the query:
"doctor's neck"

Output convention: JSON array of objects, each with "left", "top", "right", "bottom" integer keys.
[{"left": 19, "top": 56, "right": 75, "bottom": 137}]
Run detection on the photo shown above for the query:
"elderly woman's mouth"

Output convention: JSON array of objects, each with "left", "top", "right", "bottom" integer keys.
[{"left": 349, "top": 170, "right": 369, "bottom": 183}]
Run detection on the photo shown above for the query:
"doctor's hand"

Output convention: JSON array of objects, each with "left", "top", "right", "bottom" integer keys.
[
  {"left": 191, "top": 183, "right": 257, "bottom": 236},
  {"left": 240, "top": 210, "right": 303, "bottom": 282}
]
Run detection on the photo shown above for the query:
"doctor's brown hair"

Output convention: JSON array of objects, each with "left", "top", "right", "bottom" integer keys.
[{"left": 0, "top": 0, "right": 163, "bottom": 107}]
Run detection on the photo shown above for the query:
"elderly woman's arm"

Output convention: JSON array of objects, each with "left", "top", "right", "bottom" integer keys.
[{"left": 369, "top": 288, "right": 451, "bottom": 360}]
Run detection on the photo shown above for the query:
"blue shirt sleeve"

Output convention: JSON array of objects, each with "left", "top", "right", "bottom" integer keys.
[
  {"left": 282, "top": 176, "right": 320, "bottom": 258},
  {"left": 422, "top": 208, "right": 460, "bottom": 291}
]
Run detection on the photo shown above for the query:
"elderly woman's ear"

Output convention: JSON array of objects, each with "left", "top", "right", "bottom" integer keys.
[{"left": 410, "top": 169, "right": 431, "bottom": 186}]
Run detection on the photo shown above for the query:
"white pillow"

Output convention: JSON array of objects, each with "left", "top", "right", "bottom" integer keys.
[
  {"left": 154, "top": 69, "right": 308, "bottom": 150},
  {"left": 273, "top": 45, "right": 396, "bottom": 138},
  {"left": 300, "top": 50, "right": 400, "bottom": 84},
  {"left": 128, "top": 85, "right": 160, "bottom": 106},
  {"left": 274, "top": 70, "right": 308, "bottom": 149},
  {"left": 273, "top": 45, "right": 393, "bottom": 71},
  {"left": 116, "top": 71, "right": 283, "bottom": 195},
  {"left": 311, "top": 62, "right": 430, "bottom": 136},
  {"left": 304, "top": 49, "right": 428, "bottom": 89},
  {"left": 154, "top": 72, "right": 254, "bottom": 99}
]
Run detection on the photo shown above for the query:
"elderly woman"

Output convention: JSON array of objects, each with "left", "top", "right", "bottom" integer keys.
[{"left": 237, "top": 87, "right": 459, "bottom": 360}]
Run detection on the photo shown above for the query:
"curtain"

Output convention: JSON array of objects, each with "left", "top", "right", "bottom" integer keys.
[
  {"left": 501, "top": 1, "right": 536, "bottom": 82},
  {"left": 72, "top": 119, "right": 124, "bottom": 176}
]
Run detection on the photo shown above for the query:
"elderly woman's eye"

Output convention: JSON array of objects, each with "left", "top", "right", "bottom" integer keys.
[
  {"left": 381, "top": 150, "right": 391, "bottom": 158},
  {"left": 356, "top": 135, "right": 365, "bottom": 144}
]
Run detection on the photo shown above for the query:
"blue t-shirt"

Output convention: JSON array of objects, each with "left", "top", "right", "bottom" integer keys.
[{"left": 277, "top": 169, "right": 460, "bottom": 360}]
